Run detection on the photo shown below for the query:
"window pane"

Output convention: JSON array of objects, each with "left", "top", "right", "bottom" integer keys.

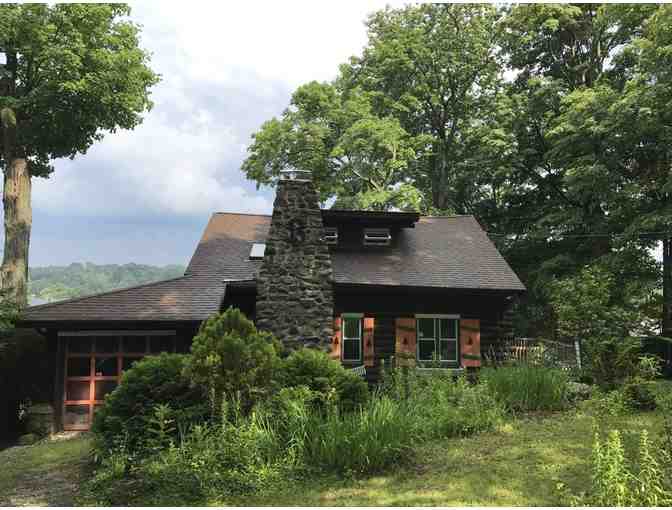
[
  {"left": 440, "top": 319, "right": 457, "bottom": 339},
  {"left": 94, "top": 357, "right": 118, "bottom": 377},
  {"left": 122, "top": 357, "right": 143, "bottom": 372},
  {"left": 95, "top": 336, "right": 119, "bottom": 353},
  {"left": 343, "top": 318, "right": 360, "bottom": 339},
  {"left": 149, "top": 336, "right": 174, "bottom": 353},
  {"left": 66, "top": 381, "right": 90, "bottom": 401},
  {"left": 418, "top": 318, "right": 434, "bottom": 339},
  {"left": 66, "top": 337, "right": 92, "bottom": 353},
  {"left": 418, "top": 339, "right": 436, "bottom": 360},
  {"left": 440, "top": 340, "right": 458, "bottom": 361},
  {"left": 122, "top": 336, "right": 147, "bottom": 353},
  {"left": 343, "top": 338, "right": 361, "bottom": 361},
  {"left": 67, "top": 357, "right": 91, "bottom": 377},
  {"left": 95, "top": 380, "right": 118, "bottom": 400},
  {"left": 64, "top": 405, "right": 90, "bottom": 427}
]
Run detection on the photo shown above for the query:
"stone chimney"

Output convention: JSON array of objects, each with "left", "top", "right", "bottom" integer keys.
[{"left": 256, "top": 169, "right": 334, "bottom": 350}]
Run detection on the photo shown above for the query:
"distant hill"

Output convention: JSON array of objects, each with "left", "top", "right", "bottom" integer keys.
[{"left": 28, "top": 263, "right": 186, "bottom": 304}]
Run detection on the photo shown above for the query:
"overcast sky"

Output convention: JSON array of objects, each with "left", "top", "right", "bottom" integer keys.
[{"left": 13, "top": 1, "right": 401, "bottom": 267}]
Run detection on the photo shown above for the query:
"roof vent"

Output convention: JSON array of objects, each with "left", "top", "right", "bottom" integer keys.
[
  {"left": 249, "top": 243, "right": 266, "bottom": 259},
  {"left": 324, "top": 227, "right": 338, "bottom": 245},
  {"left": 279, "top": 168, "right": 312, "bottom": 181},
  {"left": 363, "top": 228, "right": 391, "bottom": 246}
]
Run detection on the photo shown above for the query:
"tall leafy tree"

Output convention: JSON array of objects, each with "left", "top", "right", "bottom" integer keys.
[
  {"left": 244, "top": 82, "right": 429, "bottom": 211},
  {"left": 243, "top": 4, "right": 503, "bottom": 213},
  {"left": 0, "top": 4, "right": 159, "bottom": 306},
  {"left": 498, "top": 4, "right": 665, "bottom": 335}
]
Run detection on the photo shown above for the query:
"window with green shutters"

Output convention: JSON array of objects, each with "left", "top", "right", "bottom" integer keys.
[
  {"left": 342, "top": 314, "right": 363, "bottom": 362},
  {"left": 416, "top": 316, "right": 459, "bottom": 363}
]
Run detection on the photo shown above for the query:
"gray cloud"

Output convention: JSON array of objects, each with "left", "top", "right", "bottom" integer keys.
[{"left": 1, "top": 1, "right": 397, "bottom": 266}]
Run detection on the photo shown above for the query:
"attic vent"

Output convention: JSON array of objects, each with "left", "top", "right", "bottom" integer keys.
[
  {"left": 249, "top": 243, "right": 266, "bottom": 259},
  {"left": 363, "top": 228, "right": 391, "bottom": 246},
  {"left": 324, "top": 227, "right": 338, "bottom": 245}
]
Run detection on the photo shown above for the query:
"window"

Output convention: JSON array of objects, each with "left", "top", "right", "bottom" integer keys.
[
  {"left": 249, "top": 243, "right": 266, "bottom": 259},
  {"left": 416, "top": 316, "right": 459, "bottom": 363},
  {"left": 61, "top": 330, "right": 176, "bottom": 431},
  {"left": 324, "top": 227, "right": 338, "bottom": 245},
  {"left": 341, "top": 314, "right": 363, "bottom": 362},
  {"left": 363, "top": 228, "right": 391, "bottom": 246}
]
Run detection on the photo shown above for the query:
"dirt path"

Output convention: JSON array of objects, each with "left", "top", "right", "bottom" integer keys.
[{"left": 0, "top": 434, "right": 91, "bottom": 507}]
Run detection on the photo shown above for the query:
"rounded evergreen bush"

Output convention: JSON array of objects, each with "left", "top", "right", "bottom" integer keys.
[
  {"left": 279, "top": 348, "right": 369, "bottom": 411},
  {"left": 183, "top": 308, "right": 282, "bottom": 413},
  {"left": 92, "top": 353, "right": 208, "bottom": 454}
]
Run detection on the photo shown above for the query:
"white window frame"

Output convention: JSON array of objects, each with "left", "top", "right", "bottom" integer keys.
[
  {"left": 249, "top": 243, "right": 266, "bottom": 260},
  {"left": 324, "top": 227, "right": 338, "bottom": 245},
  {"left": 341, "top": 313, "right": 363, "bottom": 362},
  {"left": 415, "top": 314, "right": 460, "bottom": 363},
  {"left": 363, "top": 228, "right": 392, "bottom": 246}
]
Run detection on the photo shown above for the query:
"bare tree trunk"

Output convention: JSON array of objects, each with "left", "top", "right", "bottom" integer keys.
[
  {"left": 663, "top": 237, "right": 672, "bottom": 336},
  {"left": 1, "top": 157, "right": 31, "bottom": 308}
]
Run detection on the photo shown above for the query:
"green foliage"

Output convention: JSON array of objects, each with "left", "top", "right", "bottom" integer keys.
[
  {"left": 0, "top": 3, "right": 159, "bottom": 175},
  {"left": 92, "top": 353, "right": 208, "bottom": 455},
  {"left": 381, "top": 369, "right": 505, "bottom": 439},
  {"left": 481, "top": 365, "right": 569, "bottom": 412},
  {"left": 302, "top": 395, "right": 414, "bottom": 474},
  {"left": 586, "top": 388, "right": 634, "bottom": 418},
  {"left": 550, "top": 265, "right": 653, "bottom": 388},
  {"left": 183, "top": 308, "right": 282, "bottom": 413},
  {"left": 622, "top": 380, "right": 657, "bottom": 412},
  {"left": 27, "top": 263, "right": 185, "bottom": 303},
  {"left": 564, "top": 428, "right": 672, "bottom": 506},
  {"left": 278, "top": 348, "right": 369, "bottom": 412}
]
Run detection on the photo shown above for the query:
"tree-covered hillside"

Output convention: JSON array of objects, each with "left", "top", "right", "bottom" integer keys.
[{"left": 28, "top": 263, "right": 185, "bottom": 304}]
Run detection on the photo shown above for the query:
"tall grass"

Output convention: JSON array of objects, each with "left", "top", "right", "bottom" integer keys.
[
  {"left": 481, "top": 365, "right": 569, "bottom": 412},
  {"left": 303, "top": 396, "right": 415, "bottom": 473}
]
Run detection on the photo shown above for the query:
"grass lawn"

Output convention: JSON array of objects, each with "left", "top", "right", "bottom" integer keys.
[
  {"left": 225, "top": 409, "right": 665, "bottom": 507},
  {"left": 0, "top": 434, "right": 91, "bottom": 507}
]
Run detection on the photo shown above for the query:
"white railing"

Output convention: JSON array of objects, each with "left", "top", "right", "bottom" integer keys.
[{"left": 349, "top": 365, "right": 367, "bottom": 377}]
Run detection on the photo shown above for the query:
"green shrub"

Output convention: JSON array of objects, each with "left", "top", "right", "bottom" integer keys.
[
  {"left": 481, "top": 365, "right": 569, "bottom": 412},
  {"left": 566, "top": 381, "right": 593, "bottom": 402},
  {"left": 622, "top": 379, "right": 657, "bottom": 411},
  {"left": 92, "top": 353, "right": 208, "bottom": 455},
  {"left": 84, "top": 396, "right": 293, "bottom": 506},
  {"left": 382, "top": 369, "right": 504, "bottom": 439},
  {"left": 584, "top": 387, "right": 633, "bottom": 417},
  {"left": 184, "top": 308, "right": 282, "bottom": 413},
  {"left": 279, "top": 348, "right": 369, "bottom": 412}
]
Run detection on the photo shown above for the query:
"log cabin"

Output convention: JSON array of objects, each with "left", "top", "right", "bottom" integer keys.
[{"left": 19, "top": 169, "right": 525, "bottom": 431}]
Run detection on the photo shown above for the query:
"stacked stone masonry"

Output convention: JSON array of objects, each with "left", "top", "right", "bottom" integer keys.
[{"left": 255, "top": 177, "right": 335, "bottom": 350}]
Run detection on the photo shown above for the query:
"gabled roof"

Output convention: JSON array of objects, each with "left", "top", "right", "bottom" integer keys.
[
  {"left": 189, "top": 212, "right": 525, "bottom": 290},
  {"left": 20, "top": 210, "right": 524, "bottom": 324}
]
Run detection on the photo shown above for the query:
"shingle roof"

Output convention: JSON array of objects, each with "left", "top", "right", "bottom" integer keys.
[
  {"left": 188, "top": 212, "right": 524, "bottom": 290},
  {"left": 21, "top": 211, "right": 524, "bottom": 324},
  {"left": 20, "top": 275, "right": 225, "bottom": 323},
  {"left": 333, "top": 216, "right": 526, "bottom": 290}
]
